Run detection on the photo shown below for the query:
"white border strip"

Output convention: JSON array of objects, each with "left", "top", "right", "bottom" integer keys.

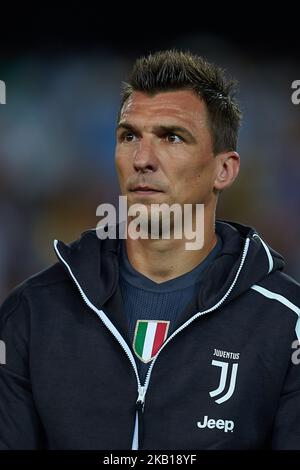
[{"left": 253, "top": 234, "right": 273, "bottom": 274}]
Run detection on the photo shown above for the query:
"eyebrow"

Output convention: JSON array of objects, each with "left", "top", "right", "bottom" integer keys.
[{"left": 116, "top": 122, "right": 197, "bottom": 143}]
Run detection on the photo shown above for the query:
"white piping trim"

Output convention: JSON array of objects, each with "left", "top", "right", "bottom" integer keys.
[
  {"left": 253, "top": 234, "right": 273, "bottom": 274},
  {"left": 251, "top": 284, "right": 300, "bottom": 341},
  {"left": 251, "top": 285, "right": 300, "bottom": 315}
]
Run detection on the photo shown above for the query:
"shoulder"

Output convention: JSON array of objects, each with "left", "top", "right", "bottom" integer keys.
[
  {"left": 0, "top": 261, "right": 69, "bottom": 327},
  {"left": 252, "top": 270, "right": 300, "bottom": 303},
  {"left": 250, "top": 270, "right": 300, "bottom": 329}
]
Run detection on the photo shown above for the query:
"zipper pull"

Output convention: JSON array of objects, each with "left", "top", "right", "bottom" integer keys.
[{"left": 137, "top": 385, "right": 146, "bottom": 407}]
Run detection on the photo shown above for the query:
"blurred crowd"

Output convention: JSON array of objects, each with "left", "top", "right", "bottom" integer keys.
[{"left": 0, "top": 35, "right": 300, "bottom": 301}]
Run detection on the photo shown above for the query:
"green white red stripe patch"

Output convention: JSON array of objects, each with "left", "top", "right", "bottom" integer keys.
[{"left": 133, "top": 320, "right": 170, "bottom": 363}]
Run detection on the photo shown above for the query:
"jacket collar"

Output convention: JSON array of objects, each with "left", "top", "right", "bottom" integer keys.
[{"left": 54, "top": 219, "right": 285, "bottom": 313}]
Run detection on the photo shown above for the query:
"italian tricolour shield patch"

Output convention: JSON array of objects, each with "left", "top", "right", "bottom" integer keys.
[{"left": 133, "top": 320, "right": 170, "bottom": 363}]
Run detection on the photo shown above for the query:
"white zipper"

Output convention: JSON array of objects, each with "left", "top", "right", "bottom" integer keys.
[
  {"left": 54, "top": 236, "right": 250, "bottom": 447},
  {"left": 141, "top": 237, "right": 250, "bottom": 404},
  {"left": 53, "top": 239, "right": 142, "bottom": 389}
]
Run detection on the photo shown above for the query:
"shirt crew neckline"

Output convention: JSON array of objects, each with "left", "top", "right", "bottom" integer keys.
[{"left": 119, "top": 233, "right": 223, "bottom": 293}]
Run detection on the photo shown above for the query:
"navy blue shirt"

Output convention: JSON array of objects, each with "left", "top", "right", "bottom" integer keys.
[{"left": 119, "top": 235, "right": 222, "bottom": 383}]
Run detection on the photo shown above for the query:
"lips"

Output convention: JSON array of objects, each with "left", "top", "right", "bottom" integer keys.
[{"left": 131, "top": 185, "right": 162, "bottom": 192}]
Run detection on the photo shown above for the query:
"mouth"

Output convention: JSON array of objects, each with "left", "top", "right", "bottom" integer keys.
[{"left": 130, "top": 185, "right": 163, "bottom": 195}]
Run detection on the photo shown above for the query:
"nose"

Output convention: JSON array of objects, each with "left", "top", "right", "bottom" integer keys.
[{"left": 133, "top": 139, "right": 159, "bottom": 173}]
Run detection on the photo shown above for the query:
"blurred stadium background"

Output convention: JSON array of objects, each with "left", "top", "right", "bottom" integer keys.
[{"left": 0, "top": 13, "right": 299, "bottom": 301}]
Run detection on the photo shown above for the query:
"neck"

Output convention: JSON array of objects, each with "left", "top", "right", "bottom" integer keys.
[{"left": 125, "top": 209, "right": 217, "bottom": 283}]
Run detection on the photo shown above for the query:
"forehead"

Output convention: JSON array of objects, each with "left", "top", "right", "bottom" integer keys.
[{"left": 119, "top": 90, "right": 208, "bottom": 130}]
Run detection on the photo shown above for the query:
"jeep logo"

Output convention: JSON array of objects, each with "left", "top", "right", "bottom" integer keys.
[{"left": 197, "top": 415, "right": 234, "bottom": 433}]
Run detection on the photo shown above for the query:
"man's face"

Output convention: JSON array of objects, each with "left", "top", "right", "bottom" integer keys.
[{"left": 115, "top": 90, "right": 218, "bottom": 210}]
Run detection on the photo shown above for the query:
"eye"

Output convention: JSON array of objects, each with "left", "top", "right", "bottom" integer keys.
[
  {"left": 119, "top": 131, "right": 138, "bottom": 143},
  {"left": 165, "top": 133, "right": 183, "bottom": 143}
]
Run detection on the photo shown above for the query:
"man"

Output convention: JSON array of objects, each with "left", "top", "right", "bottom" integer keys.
[{"left": 0, "top": 50, "right": 300, "bottom": 450}]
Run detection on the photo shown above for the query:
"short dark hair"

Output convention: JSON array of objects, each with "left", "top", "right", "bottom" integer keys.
[{"left": 119, "top": 50, "right": 242, "bottom": 155}]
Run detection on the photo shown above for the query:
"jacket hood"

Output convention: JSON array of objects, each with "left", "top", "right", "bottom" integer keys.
[{"left": 53, "top": 219, "right": 285, "bottom": 313}]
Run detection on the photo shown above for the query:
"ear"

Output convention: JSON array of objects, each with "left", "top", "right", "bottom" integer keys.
[{"left": 213, "top": 151, "right": 240, "bottom": 191}]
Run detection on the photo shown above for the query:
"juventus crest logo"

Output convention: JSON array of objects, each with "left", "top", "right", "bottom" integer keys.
[{"left": 209, "top": 360, "right": 239, "bottom": 404}]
